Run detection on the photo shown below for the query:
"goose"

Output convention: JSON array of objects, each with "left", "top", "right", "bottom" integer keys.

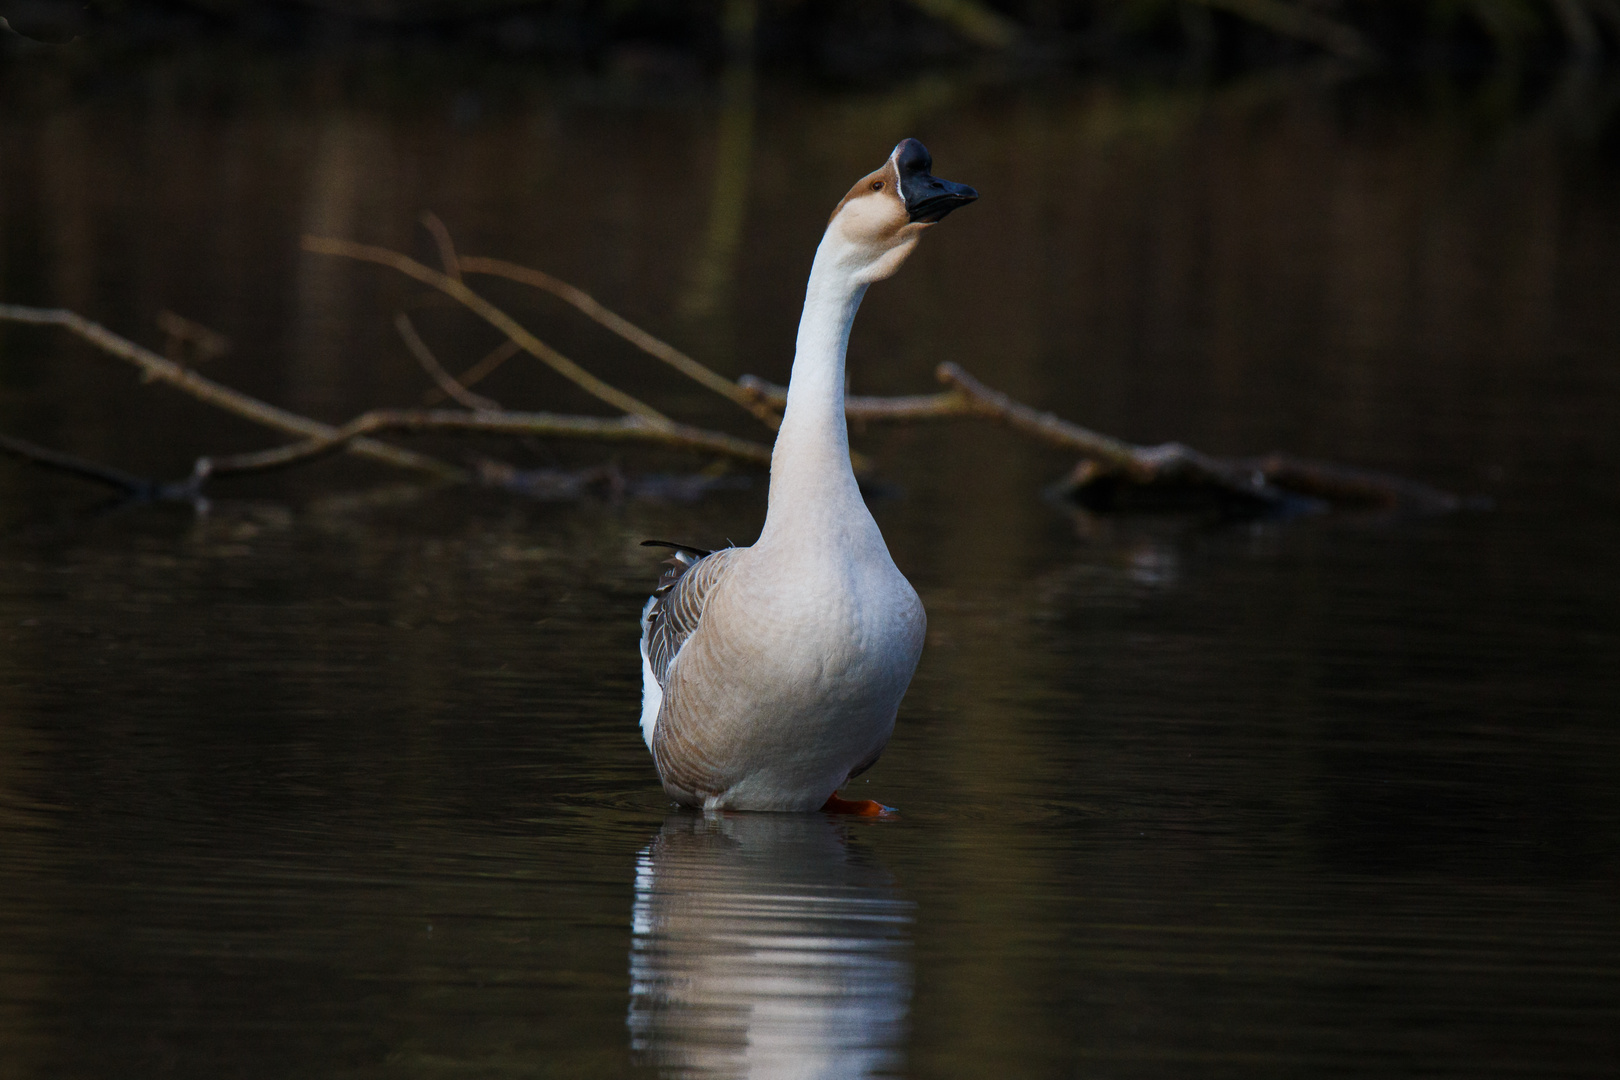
[{"left": 639, "top": 139, "right": 977, "bottom": 814}]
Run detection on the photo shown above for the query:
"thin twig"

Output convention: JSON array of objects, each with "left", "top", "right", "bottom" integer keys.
[
  {"left": 422, "top": 338, "right": 521, "bottom": 406},
  {"left": 458, "top": 254, "right": 781, "bottom": 429},
  {"left": 156, "top": 310, "right": 231, "bottom": 364},
  {"left": 900, "top": 0, "right": 1020, "bottom": 49},
  {"left": 1188, "top": 0, "right": 1378, "bottom": 63},
  {"left": 0, "top": 304, "right": 465, "bottom": 481},
  {"left": 419, "top": 211, "right": 462, "bottom": 280},
  {"left": 935, "top": 362, "right": 1153, "bottom": 469},
  {"left": 197, "top": 409, "right": 773, "bottom": 476},
  {"left": 394, "top": 311, "right": 502, "bottom": 411},
  {"left": 301, "top": 237, "right": 673, "bottom": 425}
]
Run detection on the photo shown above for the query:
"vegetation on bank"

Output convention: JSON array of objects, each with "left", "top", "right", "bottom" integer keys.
[{"left": 4, "top": 0, "right": 1620, "bottom": 74}]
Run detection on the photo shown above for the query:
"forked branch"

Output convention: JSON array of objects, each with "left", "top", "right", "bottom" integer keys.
[
  {"left": 394, "top": 311, "right": 502, "bottom": 411},
  {"left": 0, "top": 302, "right": 772, "bottom": 497},
  {"left": 0, "top": 303, "right": 464, "bottom": 481},
  {"left": 457, "top": 254, "right": 782, "bottom": 428},
  {"left": 300, "top": 236, "right": 674, "bottom": 424}
]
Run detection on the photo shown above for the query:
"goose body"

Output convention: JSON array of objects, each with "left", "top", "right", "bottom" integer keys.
[{"left": 639, "top": 139, "right": 977, "bottom": 812}]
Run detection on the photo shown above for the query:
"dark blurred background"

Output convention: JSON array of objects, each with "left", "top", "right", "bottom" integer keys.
[{"left": 6, "top": 0, "right": 1620, "bottom": 78}]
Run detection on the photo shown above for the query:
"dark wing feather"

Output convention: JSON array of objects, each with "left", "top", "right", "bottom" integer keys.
[
  {"left": 640, "top": 545, "right": 737, "bottom": 691},
  {"left": 640, "top": 539, "right": 713, "bottom": 559}
]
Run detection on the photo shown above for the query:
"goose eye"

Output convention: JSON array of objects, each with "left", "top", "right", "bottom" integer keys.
[{"left": 870, "top": 180, "right": 884, "bottom": 191}]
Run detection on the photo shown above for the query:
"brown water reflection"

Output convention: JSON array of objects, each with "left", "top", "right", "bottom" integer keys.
[{"left": 0, "top": 49, "right": 1617, "bottom": 1080}]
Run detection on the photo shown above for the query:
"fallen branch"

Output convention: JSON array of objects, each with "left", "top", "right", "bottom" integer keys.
[
  {"left": 0, "top": 304, "right": 464, "bottom": 481},
  {"left": 419, "top": 211, "right": 463, "bottom": 281},
  {"left": 156, "top": 309, "right": 231, "bottom": 365},
  {"left": 394, "top": 311, "right": 502, "bottom": 411},
  {"left": 738, "top": 364, "right": 1146, "bottom": 465},
  {"left": 422, "top": 338, "right": 521, "bottom": 406},
  {"left": 936, "top": 363, "right": 1458, "bottom": 511},
  {"left": 447, "top": 254, "right": 915, "bottom": 472},
  {"left": 196, "top": 409, "right": 771, "bottom": 477},
  {"left": 0, "top": 302, "right": 771, "bottom": 501},
  {"left": 1234, "top": 453, "right": 1462, "bottom": 513},
  {"left": 457, "top": 254, "right": 782, "bottom": 428},
  {"left": 301, "top": 236, "right": 673, "bottom": 425},
  {"left": 4, "top": 225, "right": 1462, "bottom": 519},
  {"left": 933, "top": 363, "right": 1285, "bottom": 501},
  {"left": 738, "top": 361, "right": 1458, "bottom": 513}
]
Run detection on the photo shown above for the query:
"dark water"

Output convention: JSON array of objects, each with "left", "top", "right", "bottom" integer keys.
[{"left": 1, "top": 52, "right": 1618, "bottom": 1077}]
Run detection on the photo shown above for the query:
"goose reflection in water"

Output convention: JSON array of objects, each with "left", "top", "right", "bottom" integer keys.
[{"left": 628, "top": 812, "right": 914, "bottom": 1079}]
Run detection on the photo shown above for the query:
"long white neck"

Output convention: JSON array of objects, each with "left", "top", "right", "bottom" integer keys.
[{"left": 757, "top": 234, "right": 871, "bottom": 549}]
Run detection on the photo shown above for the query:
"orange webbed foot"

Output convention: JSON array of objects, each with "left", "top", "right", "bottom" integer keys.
[{"left": 821, "top": 793, "right": 896, "bottom": 817}]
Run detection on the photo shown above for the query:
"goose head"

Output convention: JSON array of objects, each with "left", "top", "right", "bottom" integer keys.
[{"left": 826, "top": 138, "right": 978, "bottom": 284}]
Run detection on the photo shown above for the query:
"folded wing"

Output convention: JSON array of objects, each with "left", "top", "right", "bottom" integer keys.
[{"left": 639, "top": 544, "right": 737, "bottom": 747}]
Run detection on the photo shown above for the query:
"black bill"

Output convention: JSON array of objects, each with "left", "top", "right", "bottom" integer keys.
[{"left": 893, "top": 138, "right": 979, "bottom": 224}]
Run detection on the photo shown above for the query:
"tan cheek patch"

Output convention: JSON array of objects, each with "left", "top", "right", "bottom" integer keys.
[
  {"left": 871, "top": 196, "right": 911, "bottom": 241},
  {"left": 837, "top": 195, "right": 913, "bottom": 248},
  {"left": 829, "top": 159, "right": 902, "bottom": 224}
]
